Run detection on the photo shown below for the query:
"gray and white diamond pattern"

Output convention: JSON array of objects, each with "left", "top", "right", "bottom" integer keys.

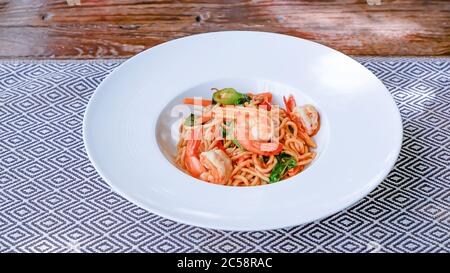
[{"left": 0, "top": 58, "right": 449, "bottom": 253}]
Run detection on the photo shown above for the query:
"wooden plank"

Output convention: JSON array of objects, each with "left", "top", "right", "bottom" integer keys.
[{"left": 0, "top": 0, "right": 449, "bottom": 58}]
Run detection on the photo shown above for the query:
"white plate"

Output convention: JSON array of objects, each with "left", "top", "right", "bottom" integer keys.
[{"left": 83, "top": 31, "right": 402, "bottom": 231}]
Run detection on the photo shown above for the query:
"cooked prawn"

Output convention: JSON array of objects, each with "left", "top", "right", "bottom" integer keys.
[
  {"left": 284, "top": 95, "right": 320, "bottom": 136},
  {"left": 184, "top": 128, "right": 232, "bottom": 185}
]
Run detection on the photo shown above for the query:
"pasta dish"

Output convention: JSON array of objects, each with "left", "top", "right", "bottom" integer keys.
[{"left": 175, "top": 88, "right": 320, "bottom": 186}]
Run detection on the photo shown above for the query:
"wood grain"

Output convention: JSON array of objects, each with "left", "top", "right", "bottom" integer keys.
[{"left": 0, "top": 0, "right": 449, "bottom": 59}]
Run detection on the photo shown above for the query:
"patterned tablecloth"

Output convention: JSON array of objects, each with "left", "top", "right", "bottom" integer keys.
[{"left": 0, "top": 58, "right": 448, "bottom": 253}]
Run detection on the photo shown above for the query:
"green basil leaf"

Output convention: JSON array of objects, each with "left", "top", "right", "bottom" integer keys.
[
  {"left": 224, "top": 121, "right": 245, "bottom": 150},
  {"left": 232, "top": 139, "right": 244, "bottom": 150},
  {"left": 236, "top": 94, "right": 251, "bottom": 105},
  {"left": 269, "top": 153, "right": 297, "bottom": 183}
]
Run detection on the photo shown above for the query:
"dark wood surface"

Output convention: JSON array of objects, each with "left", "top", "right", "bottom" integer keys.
[{"left": 0, "top": 0, "right": 449, "bottom": 59}]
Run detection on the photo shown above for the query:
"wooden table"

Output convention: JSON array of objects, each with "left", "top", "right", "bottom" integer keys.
[{"left": 0, "top": 0, "right": 449, "bottom": 59}]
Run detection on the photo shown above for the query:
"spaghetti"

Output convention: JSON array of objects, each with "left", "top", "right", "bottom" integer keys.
[{"left": 175, "top": 88, "right": 320, "bottom": 186}]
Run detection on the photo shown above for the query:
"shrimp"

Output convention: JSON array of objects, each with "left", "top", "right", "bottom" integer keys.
[
  {"left": 184, "top": 129, "right": 232, "bottom": 185},
  {"left": 283, "top": 95, "right": 320, "bottom": 136},
  {"left": 187, "top": 106, "right": 283, "bottom": 157},
  {"left": 234, "top": 108, "right": 283, "bottom": 156},
  {"left": 198, "top": 149, "right": 233, "bottom": 184}
]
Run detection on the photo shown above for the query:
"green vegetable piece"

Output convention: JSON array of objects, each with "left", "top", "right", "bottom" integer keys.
[
  {"left": 269, "top": 153, "right": 297, "bottom": 183},
  {"left": 236, "top": 94, "right": 251, "bottom": 105},
  {"left": 221, "top": 126, "right": 227, "bottom": 139},
  {"left": 223, "top": 121, "right": 245, "bottom": 150},
  {"left": 222, "top": 121, "right": 232, "bottom": 139},
  {"left": 232, "top": 139, "right": 244, "bottom": 150},
  {"left": 212, "top": 88, "right": 248, "bottom": 105},
  {"left": 184, "top": 114, "right": 196, "bottom": 127}
]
